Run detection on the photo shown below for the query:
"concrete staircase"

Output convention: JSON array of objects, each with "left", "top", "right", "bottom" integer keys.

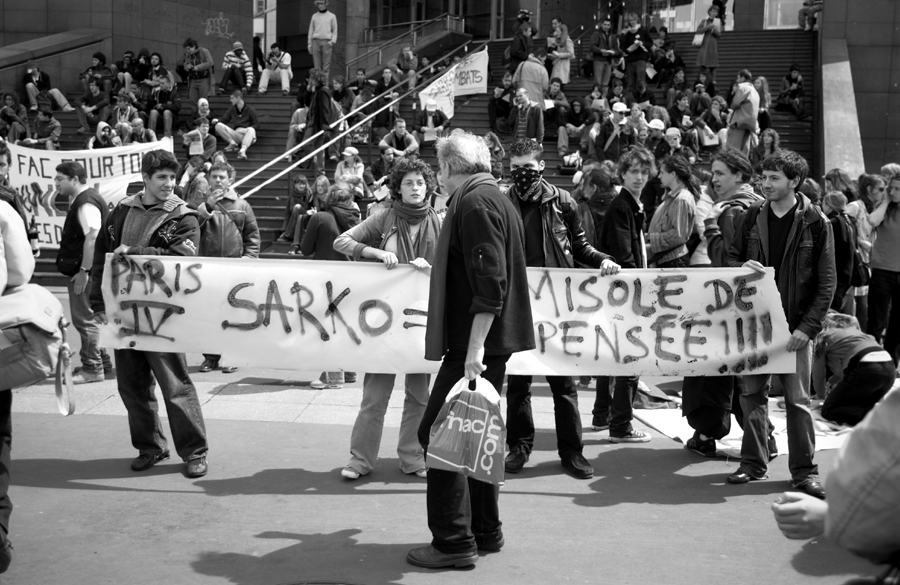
[{"left": 27, "top": 28, "right": 817, "bottom": 278}]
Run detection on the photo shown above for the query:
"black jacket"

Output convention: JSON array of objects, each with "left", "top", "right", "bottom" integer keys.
[
  {"left": 590, "top": 29, "right": 621, "bottom": 63},
  {"left": 598, "top": 188, "right": 646, "bottom": 269},
  {"left": 508, "top": 180, "right": 611, "bottom": 269},
  {"left": 508, "top": 32, "right": 531, "bottom": 73},
  {"left": 827, "top": 210, "right": 855, "bottom": 288},
  {"left": 728, "top": 193, "right": 836, "bottom": 338}
]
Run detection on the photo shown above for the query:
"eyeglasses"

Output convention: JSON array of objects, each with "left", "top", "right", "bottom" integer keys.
[{"left": 402, "top": 181, "right": 426, "bottom": 188}]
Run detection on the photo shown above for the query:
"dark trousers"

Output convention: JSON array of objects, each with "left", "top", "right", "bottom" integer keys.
[
  {"left": 592, "top": 375, "right": 639, "bottom": 435},
  {"left": 867, "top": 268, "right": 900, "bottom": 362},
  {"left": 418, "top": 349, "right": 510, "bottom": 554},
  {"left": 219, "top": 67, "right": 246, "bottom": 92},
  {"left": 505, "top": 375, "right": 584, "bottom": 457},
  {"left": 685, "top": 376, "right": 745, "bottom": 439},
  {"left": 488, "top": 99, "right": 510, "bottom": 132},
  {"left": 821, "top": 360, "right": 895, "bottom": 426},
  {"left": 114, "top": 349, "right": 208, "bottom": 462},
  {"left": 0, "top": 391, "right": 11, "bottom": 536}
]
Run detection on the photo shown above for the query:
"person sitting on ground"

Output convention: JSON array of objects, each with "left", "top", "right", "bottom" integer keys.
[
  {"left": 594, "top": 102, "right": 633, "bottom": 162},
  {"left": 558, "top": 97, "right": 588, "bottom": 157},
  {"left": 379, "top": 118, "right": 419, "bottom": 158},
  {"left": 645, "top": 118, "right": 668, "bottom": 161},
  {"left": 665, "top": 68, "right": 691, "bottom": 109},
  {"left": 413, "top": 98, "right": 449, "bottom": 148},
  {"left": 279, "top": 174, "right": 313, "bottom": 242},
  {"left": 543, "top": 77, "right": 569, "bottom": 133},
  {"left": 74, "top": 78, "right": 111, "bottom": 135},
  {"left": 750, "top": 128, "right": 780, "bottom": 167},
  {"left": 125, "top": 116, "right": 156, "bottom": 145},
  {"left": 798, "top": 0, "right": 823, "bottom": 31},
  {"left": 193, "top": 161, "right": 260, "bottom": 375},
  {"left": 655, "top": 46, "right": 686, "bottom": 90},
  {"left": 606, "top": 77, "right": 632, "bottom": 109},
  {"left": 364, "top": 146, "right": 395, "bottom": 192},
  {"left": 191, "top": 98, "right": 217, "bottom": 135},
  {"left": 284, "top": 105, "right": 308, "bottom": 160},
  {"left": 146, "top": 52, "right": 177, "bottom": 91},
  {"left": 182, "top": 117, "right": 215, "bottom": 159},
  {"left": 694, "top": 95, "right": 730, "bottom": 156},
  {"left": 584, "top": 83, "right": 608, "bottom": 114},
  {"left": 667, "top": 91, "right": 700, "bottom": 154},
  {"left": 394, "top": 45, "right": 418, "bottom": 90},
  {"left": 79, "top": 52, "right": 115, "bottom": 94},
  {"left": 347, "top": 68, "right": 377, "bottom": 94},
  {"left": 215, "top": 90, "right": 259, "bottom": 161},
  {"left": 22, "top": 61, "right": 74, "bottom": 112},
  {"left": 17, "top": 108, "right": 60, "bottom": 150},
  {"left": 489, "top": 72, "right": 516, "bottom": 134},
  {"left": 333, "top": 157, "right": 441, "bottom": 480},
  {"left": 660, "top": 127, "right": 696, "bottom": 165},
  {"left": 86, "top": 121, "right": 121, "bottom": 150},
  {"left": 513, "top": 47, "right": 550, "bottom": 106},
  {"left": 372, "top": 68, "right": 401, "bottom": 142},
  {"left": 334, "top": 146, "right": 365, "bottom": 183},
  {"left": 112, "top": 92, "right": 139, "bottom": 143},
  {"left": 146, "top": 77, "right": 180, "bottom": 139},
  {"left": 113, "top": 51, "right": 136, "bottom": 94},
  {"left": 218, "top": 41, "right": 254, "bottom": 95},
  {"left": 0, "top": 94, "right": 29, "bottom": 143},
  {"left": 331, "top": 76, "right": 356, "bottom": 117},
  {"left": 776, "top": 63, "right": 806, "bottom": 119},
  {"left": 624, "top": 104, "right": 647, "bottom": 138},
  {"left": 258, "top": 42, "right": 293, "bottom": 95}
]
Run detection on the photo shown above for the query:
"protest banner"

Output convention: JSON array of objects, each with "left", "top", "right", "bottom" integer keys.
[
  {"left": 4, "top": 138, "right": 174, "bottom": 249},
  {"left": 418, "top": 49, "right": 489, "bottom": 119},
  {"left": 99, "top": 257, "right": 796, "bottom": 376}
]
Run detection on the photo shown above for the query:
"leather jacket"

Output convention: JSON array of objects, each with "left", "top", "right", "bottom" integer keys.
[
  {"left": 509, "top": 180, "right": 610, "bottom": 269},
  {"left": 727, "top": 193, "right": 836, "bottom": 339},
  {"left": 195, "top": 190, "right": 260, "bottom": 259}
]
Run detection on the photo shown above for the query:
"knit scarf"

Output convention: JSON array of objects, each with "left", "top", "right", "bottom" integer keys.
[
  {"left": 391, "top": 201, "right": 441, "bottom": 265},
  {"left": 327, "top": 201, "right": 361, "bottom": 234}
]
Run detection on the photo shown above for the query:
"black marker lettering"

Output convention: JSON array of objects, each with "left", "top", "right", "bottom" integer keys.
[
  {"left": 650, "top": 314, "right": 680, "bottom": 362},
  {"left": 704, "top": 279, "right": 733, "bottom": 313},
  {"left": 290, "top": 283, "right": 329, "bottom": 340},
  {"left": 358, "top": 300, "right": 393, "bottom": 336},
  {"left": 654, "top": 274, "right": 687, "bottom": 310},
  {"left": 632, "top": 278, "right": 656, "bottom": 317},
  {"left": 560, "top": 320, "right": 587, "bottom": 357},
  {"left": 577, "top": 276, "right": 603, "bottom": 313},
  {"left": 681, "top": 319, "right": 711, "bottom": 361},
  {"left": 623, "top": 326, "right": 649, "bottom": 363}
]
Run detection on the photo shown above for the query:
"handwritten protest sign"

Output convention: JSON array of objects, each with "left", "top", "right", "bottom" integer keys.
[
  {"left": 99, "top": 257, "right": 795, "bottom": 376},
  {"left": 4, "top": 139, "right": 174, "bottom": 249},
  {"left": 418, "top": 49, "right": 489, "bottom": 119}
]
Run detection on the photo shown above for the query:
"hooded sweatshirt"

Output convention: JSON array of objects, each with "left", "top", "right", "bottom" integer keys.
[{"left": 88, "top": 121, "right": 121, "bottom": 149}]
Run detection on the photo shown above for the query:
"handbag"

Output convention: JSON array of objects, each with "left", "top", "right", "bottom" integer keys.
[
  {"left": 0, "top": 284, "right": 75, "bottom": 415},
  {"left": 426, "top": 376, "right": 506, "bottom": 485},
  {"left": 845, "top": 214, "right": 871, "bottom": 287},
  {"left": 692, "top": 32, "right": 705, "bottom": 46}
]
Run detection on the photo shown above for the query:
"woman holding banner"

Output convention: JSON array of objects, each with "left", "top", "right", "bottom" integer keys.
[{"left": 333, "top": 157, "right": 442, "bottom": 480}]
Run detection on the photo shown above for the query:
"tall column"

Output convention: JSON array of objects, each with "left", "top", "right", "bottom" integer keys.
[{"left": 345, "top": 0, "right": 370, "bottom": 77}]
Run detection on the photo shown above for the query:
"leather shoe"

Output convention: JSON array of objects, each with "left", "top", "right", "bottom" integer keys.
[
  {"left": 131, "top": 450, "right": 170, "bottom": 471},
  {"left": 768, "top": 434, "right": 779, "bottom": 462},
  {"left": 406, "top": 545, "right": 477, "bottom": 568},
  {"left": 187, "top": 456, "right": 208, "bottom": 478},
  {"left": 791, "top": 475, "right": 826, "bottom": 500},
  {"left": 727, "top": 470, "right": 767, "bottom": 484},
  {"left": 504, "top": 448, "right": 529, "bottom": 474},
  {"left": 561, "top": 453, "right": 594, "bottom": 479},
  {"left": 476, "top": 534, "right": 504, "bottom": 553}
]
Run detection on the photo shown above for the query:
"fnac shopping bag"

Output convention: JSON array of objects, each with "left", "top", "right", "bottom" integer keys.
[{"left": 426, "top": 377, "right": 506, "bottom": 485}]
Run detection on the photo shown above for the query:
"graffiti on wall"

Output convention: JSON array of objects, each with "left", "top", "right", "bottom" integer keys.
[{"left": 203, "top": 12, "right": 235, "bottom": 39}]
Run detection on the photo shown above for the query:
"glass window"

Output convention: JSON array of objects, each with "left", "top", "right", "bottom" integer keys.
[{"left": 766, "top": 0, "right": 806, "bottom": 29}]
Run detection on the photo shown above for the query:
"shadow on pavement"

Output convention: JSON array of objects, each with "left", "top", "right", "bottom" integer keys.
[
  {"left": 790, "top": 539, "right": 877, "bottom": 579},
  {"left": 12, "top": 457, "right": 190, "bottom": 493},
  {"left": 191, "top": 529, "right": 439, "bottom": 584}
]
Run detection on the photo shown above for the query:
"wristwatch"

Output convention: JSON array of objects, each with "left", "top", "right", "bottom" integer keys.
[{"left": 80, "top": 267, "right": 91, "bottom": 275}]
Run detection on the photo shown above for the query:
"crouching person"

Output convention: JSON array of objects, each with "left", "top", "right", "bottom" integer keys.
[{"left": 89, "top": 149, "right": 210, "bottom": 478}]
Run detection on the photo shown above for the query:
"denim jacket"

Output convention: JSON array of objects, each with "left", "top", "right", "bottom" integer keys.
[{"left": 727, "top": 193, "right": 836, "bottom": 339}]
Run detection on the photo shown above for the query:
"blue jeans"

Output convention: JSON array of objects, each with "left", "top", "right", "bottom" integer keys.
[
  {"left": 867, "top": 268, "right": 900, "bottom": 362},
  {"left": 114, "top": 349, "right": 208, "bottom": 462},
  {"left": 593, "top": 60, "right": 612, "bottom": 95},
  {"left": 738, "top": 344, "right": 816, "bottom": 481},
  {"left": 347, "top": 373, "right": 430, "bottom": 475},
  {"left": 67, "top": 278, "right": 102, "bottom": 372},
  {"left": 418, "top": 349, "right": 509, "bottom": 554},
  {"left": 592, "top": 375, "right": 639, "bottom": 435},
  {"left": 506, "top": 375, "right": 584, "bottom": 457}
]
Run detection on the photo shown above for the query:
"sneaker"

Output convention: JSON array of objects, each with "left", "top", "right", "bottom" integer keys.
[
  {"left": 72, "top": 369, "right": 104, "bottom": 385},
  {"left": 222, "top": 366, "right": 239, "bottom": 374},
  {"left": 199, "top": 357, "right": 219, "bottom": 373},
  {"left": 237, "top": 150, "right": 248, "bottom": 160},
  {"left": 341, "top": 466, "right": 361, "bottom": 479},
  {"left": 131, "top": 450, "right": 170, "bottom": 471},
  {"left": 29, "top": 104, "right": 38, "bottom": 112},
  {"left": 282, "top": 89, "right": 290, "bottom": 96},
  {"left": 310, "top": 380, "right": 342, "bottom": 389},
  {"left": 186, "top": 455, "right": 208, "bottom": 478},
  {"left": 413, "top": 468, "right": 427, "bottom": 478},
  {"left": 685, "top": 431, "right": 716, "bottom": 457},
  {"left": 63, "top": 105, "right": 75, "bottom": 112},
  {"left": 287, "top": 246, "right": 301, "bottom": 255},
  {"left": 609, "top": 429, "right": 652, "bottom": 443},
  {"left": 77, "top": 126, "right": 89, "bottom": 134},
  {"left": 224, "top": 143, "right": 239, "bottom": 152},
  {"left": 344, "top": 373, "right": 357, "bottom": 383}
]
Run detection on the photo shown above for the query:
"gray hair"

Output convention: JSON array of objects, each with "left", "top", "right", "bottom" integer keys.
[{"left": 436, "top": 130, "right": 491, "bottom": 177}]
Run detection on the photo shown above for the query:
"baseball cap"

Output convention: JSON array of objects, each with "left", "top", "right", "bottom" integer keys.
[
  {"left": 648, "top": 119, "right": 666, "bottom": 131},
  {"left": 665, "top": 127, "right": 682, "bottom": 137},
  {"left": 342, "top": 146, "right": 359, "bottom": 157},
  {"left": 233, "top": 42, "right": 244, "bottom": 51}
]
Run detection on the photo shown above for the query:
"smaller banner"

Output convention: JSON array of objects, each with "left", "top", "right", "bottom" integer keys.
[
  {"left": 4, "top": 138, "right": 174, "bottom": 249},
  {"left": 418, "top": 49, "right": 489, "bottom": 119}
]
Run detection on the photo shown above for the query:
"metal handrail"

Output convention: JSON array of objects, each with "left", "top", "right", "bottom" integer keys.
[
  {"left": 240, "top": 41, "right": 489, "bottom": 200},
  {"left": 347, "top": 13, "right": 464, "bottom": 77}
]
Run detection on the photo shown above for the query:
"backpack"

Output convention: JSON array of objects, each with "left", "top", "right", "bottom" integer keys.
[
  {"left": 844, "top": 213, "right": 870, "bottom": 287},
  {"left": 0, "top": 284, "right": 75, "bottom": 415},
  {"left": 557, "top": 151, "right": 582, "bottom": 176}
]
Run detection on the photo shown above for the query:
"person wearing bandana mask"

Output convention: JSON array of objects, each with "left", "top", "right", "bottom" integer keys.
[{"left": 503, "top": 138, "right": 621, "bottom": 480}]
